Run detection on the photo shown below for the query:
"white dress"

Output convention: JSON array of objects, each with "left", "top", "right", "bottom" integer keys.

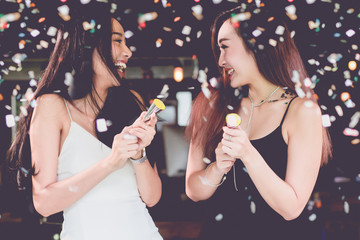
[{"left": 57, "top": 100, "right": 162, "bottom": 240}]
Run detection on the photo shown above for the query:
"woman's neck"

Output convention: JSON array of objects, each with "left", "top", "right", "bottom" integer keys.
[{"left": 248, "top": 80, "right": 280, "bottom": 106}]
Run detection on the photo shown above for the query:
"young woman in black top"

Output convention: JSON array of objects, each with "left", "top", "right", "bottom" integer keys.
[{"left": 186, "top": 4, "right": 332, "bottom": 240}]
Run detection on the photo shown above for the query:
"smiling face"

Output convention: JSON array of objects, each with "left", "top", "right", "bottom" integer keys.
[
  {"left": 92, "top": 18, "right": 132, "bottom": 88},
  {"left": 111, "top": 18, "right": 132, "bottom": 78},
  {"left": 217, "top": 19, "right": 260, "bottom": 88}
]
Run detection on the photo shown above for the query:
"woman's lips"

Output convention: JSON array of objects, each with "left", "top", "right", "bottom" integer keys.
[{"left": 115, "top": 62, "right": 127, "bottom": 72}]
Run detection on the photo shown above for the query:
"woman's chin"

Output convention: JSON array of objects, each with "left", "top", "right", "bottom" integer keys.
[{"left": 230, "top": 78, "right": 241, "bottom": 88}]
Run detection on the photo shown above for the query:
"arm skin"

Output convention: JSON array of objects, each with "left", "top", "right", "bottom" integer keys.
[
  {"left": 127, "top": 112, "right": 162, "bottom": 207},
  {"left": 185, "top": 138, "right": 236, "bottom": 202}
]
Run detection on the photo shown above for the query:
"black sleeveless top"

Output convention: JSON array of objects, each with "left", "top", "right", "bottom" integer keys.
[{"left": 199, "top": 97, "right": 322, "bottom": 240}]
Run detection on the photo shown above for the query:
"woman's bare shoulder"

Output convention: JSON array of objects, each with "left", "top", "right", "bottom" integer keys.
[
  {"left": 32, "top": 93, "right": 68, "bottom": 126},
  {"left": 285, "top": 97, "right": 322, "bottom": 130}
]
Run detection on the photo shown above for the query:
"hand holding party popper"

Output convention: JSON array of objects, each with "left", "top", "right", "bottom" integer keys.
[
  {"left": 142, "top": 99, "right": 166, "bottom": 122},
  {"left": 124, "top": 99, "right": 166, "bottom": 140}
]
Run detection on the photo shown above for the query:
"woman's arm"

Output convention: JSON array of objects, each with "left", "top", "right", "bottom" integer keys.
[
  {"left": 185, "top": 140, "right": 236, "bottom": 202},
  {"left": 127, "top": 112, "right": 162, "bottom": 207},
  {"left": 131, "top": 160, "right": 162, "bottom": 207},
  {"left": 31, "top": 94, "right": 138, "bottom": 217},
  {"left": 222, "top": 99, "right": 322, "bottom": 220}
]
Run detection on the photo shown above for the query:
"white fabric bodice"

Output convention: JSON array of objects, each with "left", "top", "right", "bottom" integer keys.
[{"left": 57, "top": 101, "right": 162, "bottom": 240}]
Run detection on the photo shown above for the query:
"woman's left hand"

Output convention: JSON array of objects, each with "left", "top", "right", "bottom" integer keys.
[
  {"left": 221, "top": 126, "right": 253, "bottom": 161},
  {"left": 128, "top": 111, "right": 157, "bottom": 151}
]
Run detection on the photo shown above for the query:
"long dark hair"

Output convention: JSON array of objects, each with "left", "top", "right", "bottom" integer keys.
[
  {"left": 186, "top": 4, "right": 332, "bottom": 165},
  {"left": 7, "top": 3, "right": 144, "bottom": 189}
]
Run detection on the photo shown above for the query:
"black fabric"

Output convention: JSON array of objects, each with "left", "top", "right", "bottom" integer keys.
[
  {"left": 96, "top": 86, "right": 156, "bottom": 167},
  {"left": 199, "top": 97, "right": 322, "bottom": 240}
]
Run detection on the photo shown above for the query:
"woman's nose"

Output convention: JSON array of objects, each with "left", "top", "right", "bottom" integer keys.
[
  {"left": 123, "top": 45, "right": 132, "bottom": 59},
  {"left": 218, "top": 55, "right": 226, "bottom": 67}
]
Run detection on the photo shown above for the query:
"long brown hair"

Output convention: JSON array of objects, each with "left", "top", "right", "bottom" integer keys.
[
  {"left": 6, "top": 3, "right": 144, "bottom": 189},
  {"left": 186, "top": 4, "right": 332, "bottom": 165}
]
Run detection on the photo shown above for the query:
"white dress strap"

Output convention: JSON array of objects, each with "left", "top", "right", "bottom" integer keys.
[{"left": 63, "top": 99, "right": 73, "bottom": 122}]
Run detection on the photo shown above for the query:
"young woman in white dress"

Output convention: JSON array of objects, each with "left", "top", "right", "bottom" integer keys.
[{"left": 7, "top": 4, "right": 162, "bottom": 239}]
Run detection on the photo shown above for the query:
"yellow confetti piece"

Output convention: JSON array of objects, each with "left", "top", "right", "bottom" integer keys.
[
  {"left": 348, "top": 61, "right": 357, "bottom": 71},
  {"left": 226, "top": 113, "right": 241, "bottom": 127}
]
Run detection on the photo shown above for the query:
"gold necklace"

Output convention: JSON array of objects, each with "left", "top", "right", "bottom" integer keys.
[{"left": 246, "top": 86, "right": 280, "bottom": 131}]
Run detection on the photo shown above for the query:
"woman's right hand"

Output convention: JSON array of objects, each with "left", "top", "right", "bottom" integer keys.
[
  {"left": 106, "top": 126, "right": 139, "bottom": 171},
  {"left": 215, "top": 142, "right": 236, "bottom": 174}
]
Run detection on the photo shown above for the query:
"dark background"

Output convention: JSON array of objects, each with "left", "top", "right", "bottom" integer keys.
[{"left": 0, "top": 0, "right": 359, "bottom": 239}]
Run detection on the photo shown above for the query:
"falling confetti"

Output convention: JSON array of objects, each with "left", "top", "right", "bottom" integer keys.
[
  {"left": 344, "top": 201, "right": 350, "bottom": 214},
  {"left": 322, "top": 114, "right": 331, "bottom": 127},
  {"left": 250, "top": 201, "right": 256, "bottom": 214},
  {"left": 96, "top": 118, "right": 108, "bottom": 133},
  {"left": 202, "top": 157, "right": 211, "bottom": 164},
  {"left": 5, "top": 114, "right": 16, "bottom": 128},
  {"left": 309, "top": 213, "right": 317, "bottom": 221},
  {"left": 215, "top": 213, "right": 223, "bottom": 221}
]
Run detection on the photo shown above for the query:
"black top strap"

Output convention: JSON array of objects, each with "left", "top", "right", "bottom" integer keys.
[{"left": 280, "top": 97, "right": 297, "bottom": 126}]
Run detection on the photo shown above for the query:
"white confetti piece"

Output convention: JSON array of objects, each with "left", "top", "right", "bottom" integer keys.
[
  {"left": 215, "top": 213, "right": 223, "bottom": 221},
  {"left": 191, "top": 5, "right": 203, "bottom": 15},
  {"left": 209, "top": 77, "right": 219, "bottom": 88},
  {"left": 175, "top": 39, "right": 184, "bottom": 47},
  {"left": 64, "top": 72, "right": 73, "bottom": 86},
  {"left": 335, "top": 105, "right": 343, "bottom": 117},
  {"left": 344, "top": 79, "right": 353, "bottom": 87},
  {"left": 124, "top": 30, "right": 133, "bottom": 39},
  {"left": 58, "top": 5, "right": 70, "bottom": 15},
  {"left": 303, "top": 78, "right": 312, "bottom": 87},
  {"left": 227, "top": 105, "right": 234, "bottom": 111},
  {"left": 285, "top": 5, "right": 296, "bottom": 15},
  {"left": 295, "top": 87, "right": 305, "bottom": 98},
  {"left": 29, "top": 79, "right": 37, "bottom": 87},
  {"left": 344, "top": 201, "right": 349, "bottom": 214},
  {"left": 309, "top": 213, "right": 317, "bottom": 221},
  {"left": 343, "top": 128, "right": 359, "bottom": 137},
  {"left": 252, "top": 29, "right": 262, "bottom": 37},
  {"left": 322, "top": 114, "right": 331, "bottom": 127},
  {"left": 96, "top": 118, "right": 108, "bottom": 132},
  {"left": 269, "top": 39, "right": 277, "bottom": 47},
  {"left": 344, "top": 99, "right": 355, "bottom": 108},
  {"left": 6, "top": 114, "right": 16, "bottom": 128},
  {"left": 345, "top": 29, "right": 355, "bottom": 37},
  {"left": 275, "top": 25, "right": 285, "bottom": 35},
  {"left": 182, "top": 25, "right": 191, "bottom": 35},
  {"left": 202, "top": 158, "right": 211, "bottom": 164},
  {"left": 63, "top": 32, "right": 69, "bottom": 40},
  {"left": 40, "top": 40, "right": 49, "bottom": 48},
  {"left": 250, "top": 201, "right": 256, "bottom": 214},
  {"left": 47, "top": 26, "right": 57, "bottom": 36},
  {"left": 20, "top": 106, "right": 28, "bottom": 116},
  {"left": 197, "top": 69, "right": 207, "bottom": 83},
  {"left": 349, "top": 112, "right": 360, "bottom": 128},
  {"left": 202, "top": 87, "right": 211, "bottom": 99}
]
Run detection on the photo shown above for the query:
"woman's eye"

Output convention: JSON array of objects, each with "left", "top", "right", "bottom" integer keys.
[
  {"left": 114, "top": 40, "right": 122, "bottom": 44},
  {"left": 220, "top": 45, "right": 228, "bottom": 49}
]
